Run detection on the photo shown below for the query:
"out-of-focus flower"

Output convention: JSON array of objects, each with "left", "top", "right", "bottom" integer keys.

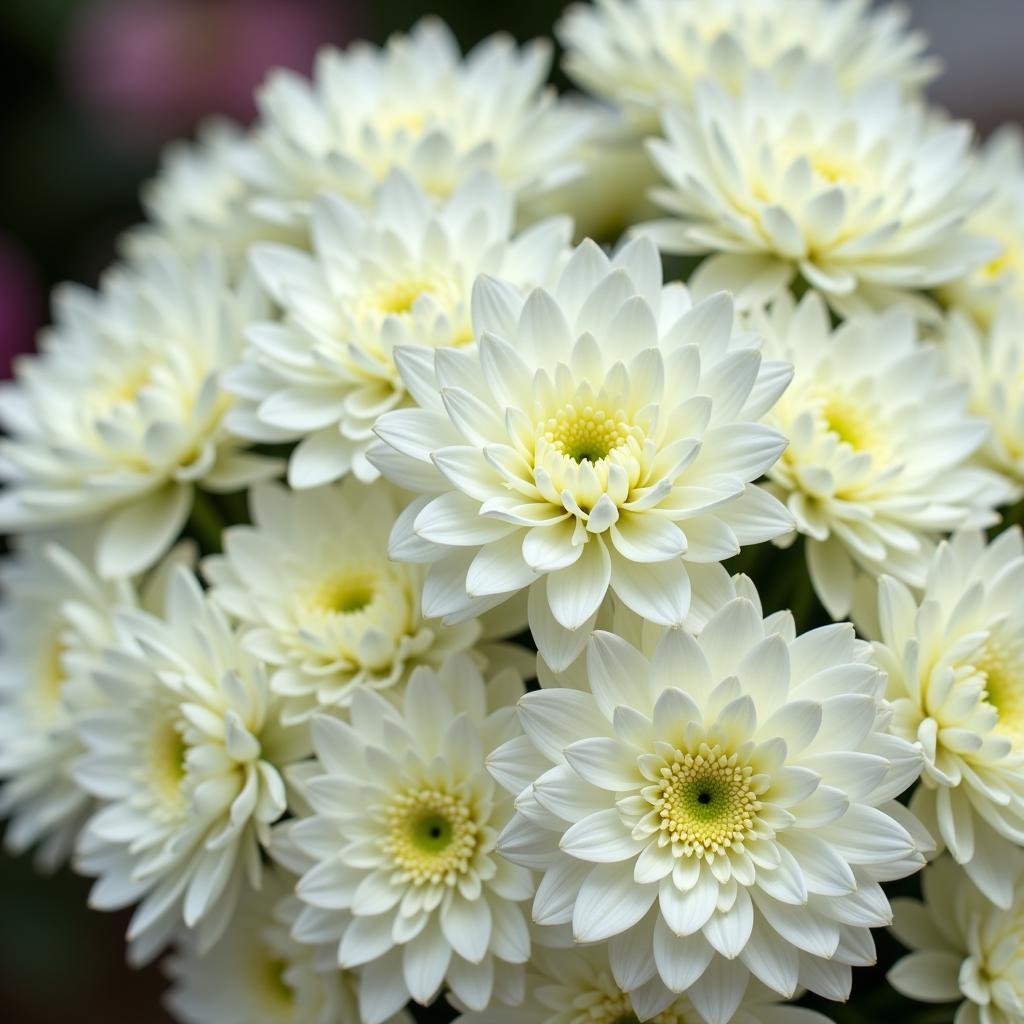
[
  {"left": 283, "top": 657, "right": 533, "bottom": 1024},
  {"left": 373, "top": 236, "right": 793, "bottom": 667},
  {"left": 641, "top": 64, "right": 993, "bottom": 318},
  {"left": 754, "top": 291, "right": 1009, "bottom": 620},
  {"left": 203, "top": 479, "right": 531, "bottom": 723},
  {"left": 0, "top": 233, "right": 41, "bottom": 379},
  {"left": 870, "top": 529, "right": 1024, "bottom": 909},
  {"left": 558, "top": 0, "right": 937, "bottom": 133},
  {"left": 889, "top": 855, "right": 1024, "bottom": 1024},
  {"left": 939, "top": 127, "right": 1024, "bottom": 327},
  {"left": 0, "top": 248, "right": 280, "bottom": 578},
  {"left": 74, "top": 568, "right": 310, "bottom": 964},
  {"left": 63, "top": 0, "right": 354, "bottom": 143},
  {"left": 238, "top": 18, "right": 594, "bottom": 230},
  {"left": 490, "top": 589, "right": 926, "bottom": 1022},
  {"left": 225, "top": 171, "right": 570, "bottom": 486}
]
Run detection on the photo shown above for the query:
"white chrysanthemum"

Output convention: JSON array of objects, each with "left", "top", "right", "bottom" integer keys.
[
  {"left": 870, "top": 529, "right": 1024, "bottom": 909},
  {"left": 889, "top": 855, "right": 1024, "bottom": 1024},
  {"left": 203, "top": 479, "right": 529, "bottom": 723},
  {"left": 489, "top": 591, "right": 926, "bottom": 1023},
  {"left": 454, "top": 943, "right": 835, "bottom": 1024},
  {"left": 558, "top": 0, "right": 936, "bottom": 134},
  {"left": 0, "top": 249, "right": 279, "bottom": 577},
  {"left": 641, "top": 65, "right": 993, "bottom": 318},
  {"left": 0, "top": 532, "right": 134, "bottom": 869},
  {"left": 225, "top": 170, "right": 569, "bottom": 486},
  {"left": 940, "top": 127, "right": 1024, "bottom": 326},
  {"left": 124, "top": 120, "right": 300, "bottom": 277},
  {"left": 372, "top": 236, "right": 794, "bottom": 664},
  {"left": 754, "top": 291, "right": 1009, "bottom": 620},
  {"left": 942, "top": 302, "right": 1024, "bottom": 499},
  {"left": 165, "top": 867, "right": 413, "bottom": 1024},
  {"left": 73, "top": 568, "right": 309, "bottom": 964},
  {"left": 239, "top": 18, "right": 593, "bottom": 229},
  {"left": 283, "top": 656, "right": 533, "bottom": 1024}
]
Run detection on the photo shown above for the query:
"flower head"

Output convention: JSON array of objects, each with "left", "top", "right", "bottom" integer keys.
[
  {"left": 870, "top": 529, "right": 1024, "bottom": 909},
  {"left": 490, "top": 588, "right": 925, "bottom": 1021},
  {"left": 559, "top": 0, "right": 937, "bottom": 133},
  {"left": 225, "top": 170, "right": 569, "bottom": 486},
  {"left": 203, "top": 479, "right": 529, "bottom": 722},
  {"left": 239, "top": 18, "right": 593, "bottom": 229},
  {"left": 754, "top": 291, "right": 1009, "bottom": 619},
  {"left": 642, "top": 65, "right": 993, "bottom": 318},
  {"left": 74, "top": 567, "right": 309, "bottom": 964},
  {"left": 0, "top": 248, "right": 279, "bottom": 577},
  {"left": 889, "top": 854, "right": 1024, "bottom": 1024},
  {"left": 373, "top": 236, "right": 793, "bottom": 664},
  {"left": 284, "top": 656, "right": 533, "bottom": 1024}
]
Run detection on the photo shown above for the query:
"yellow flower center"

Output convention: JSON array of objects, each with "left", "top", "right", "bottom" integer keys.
[
  {"left": 543, "top": 405, "right": 630, "bottom": 464},
  {"left": 261, "top": 958, "right": 294, "bottom": 1009},
  {"left": 382, "top": 788, "right": 479, "bottom": 886},
  {"left": 149, "top": 718, "right": 188, "bottom": 811},
  {"left": 308, "top": 570, "right": 378, "bottom": 616},
  {"left": 819, "top": 393, "right": 883, "bottom": 454},
  {"left": 978, "top": 638, "right": 1024, "bottom": 747},
  {"left": 568, "top": 983, "right": 692, "bottom": 1024},
  {"left": 40, "top": 637, "right": 66, "bottom": 708},
  {"left": 648, "top": 744, "right": 761, "bottom": 859}
]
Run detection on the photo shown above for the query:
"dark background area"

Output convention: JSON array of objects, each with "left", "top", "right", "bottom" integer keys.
[{"left": 0, "top": 1, "right": 1022, "bottom": 1021}]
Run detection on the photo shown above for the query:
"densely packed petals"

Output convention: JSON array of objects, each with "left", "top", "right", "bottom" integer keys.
[
  {"left": 870, "top": 530, "right": 1024, "bottom": 908},
  {"left": 754, "top": 291, "right": 1009, "bottom": 619},
  {"left": 0, "top": 248, "right": 279, "bottom": 577},
  {"left": 641, "top": 64, "right": 993, "bottom": 318},
  {"left": 225, "top": 170, "right": 569, "bottom": 486},
  {"left": 490, "top": 584, "right": 925, "bottom": 1022},
  {"left": 373, "top": 236, "right": 793, "bottom": 663},
  {"left": 73, "top": 568, "right": 309, "bottom": 963}
]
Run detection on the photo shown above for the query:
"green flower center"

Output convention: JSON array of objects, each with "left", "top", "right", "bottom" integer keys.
[{"left": 544, "top": 404, "right": 629, "bottom": 464}]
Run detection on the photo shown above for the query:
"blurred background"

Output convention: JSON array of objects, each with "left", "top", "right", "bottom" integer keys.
[{"left": 0, "top": 1, "right": 1022, "bottom": 1021}]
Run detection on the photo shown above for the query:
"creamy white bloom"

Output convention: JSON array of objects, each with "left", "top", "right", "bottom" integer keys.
[
  {"left": 870, "top": 529, "right": 1024, "bottom": 910},
  {"left": 203, "top": 479, "right": 530, "bottom": 723},
  {"left": 283, "top": 657, "right": 533, "bottom": 1024},
  {"left": 559, "top": 0, "right": 936, "bottom": 134},
  {"left": 372, "top": 236, "right": 794, "bottom": 664},
  {"left": 490, "top": 591, "right": 926, "bottom": 1023},
  {"left": 754, "top": 291, "right": 1009, "bottom": 619},
  {"left": 165, "top": 867, "right": 413, "bottom": 1024},
  {"left": 942, "top": 301, "right": 1024, "bottom": 500},
  {"left": 73, "top": 568, "right": 309, "bottom": 964},
  {"left": 0, "top": 532, "right": 131, "bottom": 869},
  {"left": 453, "top": 942, "right": 835, "bottom": 1024},
  {"left": 940, "top": 127, "right": 1024, "bottom": 326},
  {"left": 225, "top": 170, "right": 569, "bottom": 486},
  {"left": 124, "top": 119, "right": 299, "bottom": 277},
  {"left": 0, "top": 248, "right": 279, "bottom": 577},
  {"left": 889, "top": 855, "right": 1024, "bottom": 1024},
  {"left": 239, "top": 18, "right": 593, "bottom": 229},
  {"left": 642, "top": 65, "right": 993, "bottom": 318}
]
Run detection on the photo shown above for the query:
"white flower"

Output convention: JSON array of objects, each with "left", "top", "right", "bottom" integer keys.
[
  {"left": 0, "top": 248, "right": 280, "bottom": 577},
  {"left": 870, "top": 529, "right": 1024, "bottom": 909},
  {"left": 942, "top": 301, "right": 1024, "bottom": 499},
  {"left": 889, "top": 854, "right": 1024, "bottom": 1024},
  {"left": 225, "top": 170, "right": 569, "bottom": 486},
  {"left": 284, "top": 656, "right": 533, "bottom": 1024},
  {"left": 124, "top": 119, "right": 300, "bottom": 278},
  {"left": 0, "top": 532, "right": 131, "bottom": 869},
  {"left": 558, "top": 0, "right": 936, "bottom": 134},
  {"left": 753, "top": 291, "right": 1009, "bottom": 620},
  {"left": 73, "top": 567, "right": 309, "bottom": 964},
  {"left": 641, "top": 65, "right": 993, "bottom": 318},
  {"left": 203, "top": 479, "right": 530, "bottom": 723},
  {"left": 489, "top": 591, "right": 926, "bottom": 1023},
  {"left": 239, "top": 18, "right": 593, "bottom": 229},
  {"left": 939, "top": 127, "right": 1024, "bottom": 327},
  {"left": 372, "top": 236, "right": 794, "bottom": 665},
  {"left": 453, "top": 944, "right": 836, "bottom": 1024},
  {"left": 165, "top": 867, "right": 413, "bottom": 1024}
]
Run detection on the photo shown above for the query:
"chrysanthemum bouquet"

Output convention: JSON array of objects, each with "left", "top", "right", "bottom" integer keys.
[{"left": 3, "top": 2, "right": 1024, "bottom": 1023}]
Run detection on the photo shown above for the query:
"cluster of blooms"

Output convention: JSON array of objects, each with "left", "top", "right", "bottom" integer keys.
[{"left": 3, "top": 3, "right": 1024, "bottom": 1023}]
